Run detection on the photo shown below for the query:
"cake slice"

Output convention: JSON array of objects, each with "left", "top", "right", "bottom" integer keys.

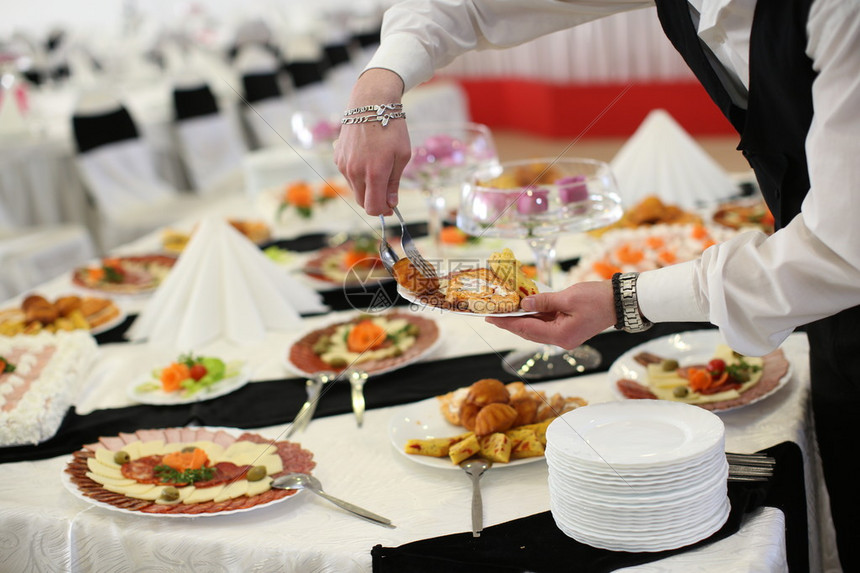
[
  {"left": 445, "top": 268, "right": 520, "bottom": 314},
  {"left": 488, "top": 248, "right": 539, "bottom": 299}
]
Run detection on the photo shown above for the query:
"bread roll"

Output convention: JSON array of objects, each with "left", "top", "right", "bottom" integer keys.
[{"left": 474, "top": 403, "right": 517, "bottom": 436}]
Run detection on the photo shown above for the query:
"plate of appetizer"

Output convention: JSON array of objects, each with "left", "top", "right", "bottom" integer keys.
[
  {"left": 72, "top": 255, "right": 177, "bottom": 296},
  {"left": 609, "top": 330, "right": 792, "bottom": 413},
  {"left": 62, "top": 426, "right": 315, "bottom": 517},
  {"left": 285, "top": 311, "right": 442, "bottom": 377},
  {"left": 389, "top": 378, "right": 588, "bottom": 470},
  {"left": 394, "top": 248, "right": 548, "bottom": 317},
  {"left": 0, "top": 294, "right": 125, "bottom": 337},
  {"left": 127, "top": 354, "right": 250, "bottom": 405},
  {"left": 301, "top": 238, "right": 392, "bottom": 290}
]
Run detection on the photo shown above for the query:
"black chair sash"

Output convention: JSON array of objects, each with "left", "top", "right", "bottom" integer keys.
[
  {"left": 173, "top": 84, "right": 219, "bottom": 121},
  {"left": 353, "top": 29, "right": 381, "bottom": 48},
  {"left": 323, "top": 44, "right": 351, "bottom": 70},
  {"left": 242, "top": 72, "right": 282, "bottom": 103},
  {"left": 285, "top": 61, "right": 325, "bottom": 89},
  {"left": 72, "top": 106, "right": 139, "bottom": 154}
]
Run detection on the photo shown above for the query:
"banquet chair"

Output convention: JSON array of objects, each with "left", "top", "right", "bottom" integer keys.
[
  {"left": 0, "top": 224, "right": 96, "bottom": 301},
  {"left": 71, "top": 93, "right": 216, "bottom": 252},
  {"left": 235, "top": 45, "right": 294, "bottom": 149},
  {"left": 172, "top": 81, "right": 246, "bottom": 195}
]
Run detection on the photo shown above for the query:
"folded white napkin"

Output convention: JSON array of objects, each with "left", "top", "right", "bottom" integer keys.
[
  {"left": 610, "top": 109, "right": 737, "bottom": 209},
  {"left": 127, "top": 217, "right": 327, "bottom": 349}
]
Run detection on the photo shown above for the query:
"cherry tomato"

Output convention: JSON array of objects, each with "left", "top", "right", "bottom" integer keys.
[
  {"left": 707, "top": 359, "right": 726, "bottom": 375},
  {"left": 189, "top": 364, "right": 207, "bottom": 381}
]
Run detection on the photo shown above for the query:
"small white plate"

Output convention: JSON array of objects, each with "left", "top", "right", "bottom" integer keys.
[
  {"left": 387, "top": 395, "right": 544, "bottom": 470},
  {"left": 545, "top": 400, "right": 725, "bottom": 468},
  {"left": 90, "top": 308, "right": 128, "bottom": 335},
  {"left": 608, "top": 330, "right": 792, "bottom": 413},
  {"left": 126, "top": 363, "right": 251, "bottom": 405}
]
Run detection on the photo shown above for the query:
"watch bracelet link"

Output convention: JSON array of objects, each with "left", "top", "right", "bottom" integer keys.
[{"left": 612, "top": 272, "right": 653, "bottom": 333}]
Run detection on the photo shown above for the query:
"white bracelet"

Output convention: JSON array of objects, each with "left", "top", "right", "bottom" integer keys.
[
  {"left": 340, "top": 111, "right": 406, "bottom": 127},
  {"left": 343, "top": 103, "right": 403, "bottom": 117}
]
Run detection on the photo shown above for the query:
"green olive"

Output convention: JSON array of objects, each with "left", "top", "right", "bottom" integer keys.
[
  {"left": 181, "top": 446, "right": 197, "bottom": 453},
  {"left": 160, "top": 486, "right": 180, "bottom": 502},
  {"left": 733, "top": 370, "right": 751, "bottom": 383},
  {"left": 673, "top": 386, "right": 689, "bottom": 398},
  {"left": 661, "top": 359, "right": 680, "bottom": 372},
  {"left": 113, "top": 451, "right": 131, "bottom": 464},
  {"left": 312, "top": 336, "right": 331, "bottom": 354},
  {"left": 326, "top": 356, "right": 348, "bottom": 368},
  {"left": 406, "top": 323, "right": 419, "bottom": 336},
  {"left": 246, "top": 466, "right": 267, "bottom": 482}
]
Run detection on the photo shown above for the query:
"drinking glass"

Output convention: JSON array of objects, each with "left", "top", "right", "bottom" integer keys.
[
  {"left": 458, "top": 157, "right": 623, "bottom": 379},
  {"left": 289, "top": 110, "right": 342, "bottom": 179},
  {"left": 402, "top": 122, "right": 498, "bottom": 256}
]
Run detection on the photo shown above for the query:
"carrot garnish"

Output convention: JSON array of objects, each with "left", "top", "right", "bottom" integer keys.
[
  {"left": 346, "top": 320, "right": 388, "bottom": 353},
  {"left": 160, "top": 362, "right": 191, "bottom": 393},
  {"left": 162, "top": 448, "right": 209, "bottom": 473}
]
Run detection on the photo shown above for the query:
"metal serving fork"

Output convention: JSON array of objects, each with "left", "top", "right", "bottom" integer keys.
[
  {"left": 393, "top": 207, "right": 438, "bottom": 279},
  {"left": 378, "top": 215, "right": 400, "bottom": 275}
]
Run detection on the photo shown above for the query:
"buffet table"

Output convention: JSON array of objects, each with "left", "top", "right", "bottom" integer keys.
[{"left": 0, "top": 191, "right": 839, "bottom": 572}]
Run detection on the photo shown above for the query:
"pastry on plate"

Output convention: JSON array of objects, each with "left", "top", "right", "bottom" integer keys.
[{"left": 445, "top": 268, "right": 520, "bottom": 314}]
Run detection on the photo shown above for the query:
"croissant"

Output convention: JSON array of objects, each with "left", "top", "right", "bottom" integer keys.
[
  {"left": 474, "top": 403, "right": 518, "bottom": 436},
  {"left": 54, "top": 296, "right": 82, "bottom": 317},
  {"left": 459, "top": 402, "right": 480, "bottom": 431},
  {"left": 466, "top": 379, "right": 510, "bottom": 408}
]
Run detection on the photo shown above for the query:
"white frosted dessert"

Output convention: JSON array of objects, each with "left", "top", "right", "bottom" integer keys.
[{"left": 0, "top": 331, "right": 98, "bottom": 446}]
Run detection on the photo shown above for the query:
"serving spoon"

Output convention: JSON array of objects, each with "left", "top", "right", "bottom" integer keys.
[{"left": 272, "top": 473, "right": 394, "bottom": 528}]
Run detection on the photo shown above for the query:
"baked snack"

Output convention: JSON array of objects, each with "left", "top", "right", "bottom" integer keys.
[
  {"left": 445, "top": 268, "right": 519, "bottom": 314},
  {"left": 392, "top": 258, "right": 439, "bottom": 296},
  {"left": 1, "top": 294, "right": 121, "bottom": 336},
  {"left": 474, "top": 403, "right": 518, "bottom": 436},
  {"left": 488, "top": 248, "right": 539, "bottom": 299}
]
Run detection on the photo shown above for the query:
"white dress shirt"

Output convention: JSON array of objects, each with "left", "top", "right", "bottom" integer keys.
[{"left": 368, "top": 0, "right": 860, "bottom": 355}]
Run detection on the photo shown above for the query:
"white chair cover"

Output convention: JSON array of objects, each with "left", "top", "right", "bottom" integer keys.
[
  {"left": 0, "top": 225, "right": 95, "bottom": 300},
  {"left": 175, "top": 114, "right": 246, "bottom": 194}
]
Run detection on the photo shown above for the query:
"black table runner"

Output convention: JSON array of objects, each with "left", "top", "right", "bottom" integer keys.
[{"left": 1, "top": 322, "right": 715, "bottom": 464}]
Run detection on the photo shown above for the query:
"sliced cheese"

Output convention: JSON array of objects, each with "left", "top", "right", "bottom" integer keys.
[
  {"left": 184, "top": 485, "right": 225, "bottom": 504},
  {"left": 120, "top": 441, "right": 142, "bottom": 460},
  {"left": 177, "top": 485, "right": 197, "bottom": 502},
  {"left": 137, "top": 440, "right": 166, "bottom": 457},
  {"left": 94, "top": 448, "right": 121, "bottom": 468},
  {"left": 191, "top": 441, "right": 225, "bottom": 461},
  {"left": 85, "top": 471, "right": 137, "bottom": 488},
  {"left": 87, "top": 457, "right": 126, "bottom": 480},
  {"left": 103, "top": 482, "right": 157, "bottom": 498},
  {"left": 214, "top": 480, "right": 249, "bottom": 502},
  {"left": 246, "top": 476, "right": 272, "bottom": 497},
  {"left": 259, "top": 454, "right": 283, "bottom": 475}
]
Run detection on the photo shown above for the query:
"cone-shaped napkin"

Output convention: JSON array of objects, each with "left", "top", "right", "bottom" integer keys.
[
  {"left": 127, "top": 218, "right": 327, "bottom": 349},
  {"left": 610, "top": 109, "right": 737, "bottom": 209}
]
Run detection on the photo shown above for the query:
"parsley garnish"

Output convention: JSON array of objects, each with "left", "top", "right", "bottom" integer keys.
[
  {"left": 154, "top": 464, "right": 215, "bottom": 484},
  {"left": 103, "top": 265, "right": 125, "bottom": 283},
  {"left": 726, "top": 358, "right": 762, "bottom": 383},
  {"left": 0, "top": 356, "right": 15, "bottom": 373}
]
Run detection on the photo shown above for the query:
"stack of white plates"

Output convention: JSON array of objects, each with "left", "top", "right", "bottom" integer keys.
[{"left": 545, "top": 400, "right": 730, "bottom": 552}]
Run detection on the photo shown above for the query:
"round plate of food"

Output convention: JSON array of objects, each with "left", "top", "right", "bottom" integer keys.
[
  {"left": 126, "top": 355, "right": 250, "bottom": 405},
  {"left": 608, "top": 330, "right": 792, "bottom": 413},
  {"left": 62, "top": 426, "right": 316, "bottom": 517},
  {"left": 393, "top": 248, "right": 548, "bottom": 317},
  {"left": 0, "top": 294, "right": 125, "bottom": 337},
  {"left": 285, "top": 311, "right": 442, "bottom": 378},
  {"left": 301, "top": 239, "right": 392, "bottom": 291},
  {"left": 389, "top": 378, "right": 587, "bottom": 470},
  {"left": 72, "top": 255, "right": 177, "bottom": 296}
]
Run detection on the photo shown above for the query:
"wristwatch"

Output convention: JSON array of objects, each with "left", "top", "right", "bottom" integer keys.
[{"left": 612, "top": 272, "right": 653, "bottom": 333}]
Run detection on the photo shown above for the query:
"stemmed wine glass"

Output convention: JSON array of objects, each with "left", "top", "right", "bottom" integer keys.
[
  {"left": 289, "top": 110, "right": 342, "bottom": 179},
  {"left": 401, "top": 122, "right": 498, "bottom": 257},
  {"left": 458, "top": 157, "right": 623, "bottom": 379}
]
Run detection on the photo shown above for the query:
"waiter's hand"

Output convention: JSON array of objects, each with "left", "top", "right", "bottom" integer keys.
[
  {"left": 486, "top": 281, "right": 616, "bottom": 349},
  {"left": 335, "top": 68, "right": 412, "bottom": 216}
]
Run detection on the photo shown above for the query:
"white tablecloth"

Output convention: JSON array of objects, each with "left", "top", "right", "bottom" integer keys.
[{"left": 0, "top": 320, "right": 839, "bottom": 572}]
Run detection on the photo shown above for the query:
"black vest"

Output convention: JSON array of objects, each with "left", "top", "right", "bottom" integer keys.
[
  {"left": 654, "top": 0, "right": 860, "bottom": 385},
  {"left": 655, "top": 0, "right": 816, "bottom": 229}
]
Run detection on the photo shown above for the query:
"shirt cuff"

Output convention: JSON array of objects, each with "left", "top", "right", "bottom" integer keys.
[
  {"left": 364, "top": 32, "right": 437, "bottom": 92},
  {"left": 638, "top": 262, "right": 708, "bottom": 324}
]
